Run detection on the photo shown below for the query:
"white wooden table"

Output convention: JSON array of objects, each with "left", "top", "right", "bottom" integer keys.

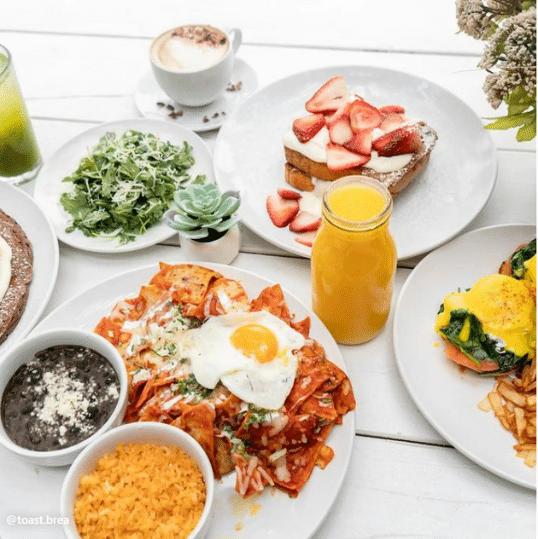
[{"left": 0, "top": 2, "right": 536, "bottom": 538}]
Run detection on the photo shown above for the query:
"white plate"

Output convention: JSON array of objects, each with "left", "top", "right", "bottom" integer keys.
[
  {"left": 135, "top": 58, "right": 259, "bottom": 132},
  {"left": 393, "top": 224, "right": 536, "bottom": 489},
  {"left": 33, "top": 118, "right": 214, "bottom": 253},
  {"left": 25, "top": 262, "right": 355, "bottom": 538},
  {"left": 0, "top": 183, "right": 59, "bottom": 359},
  {"left": 213, "top": 66, "right": 497, "bottom": 260}
]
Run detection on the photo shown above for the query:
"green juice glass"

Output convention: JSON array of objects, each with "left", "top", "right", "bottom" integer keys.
[{"left": 0, "top": 45, "right": 42, "bottom": 185}]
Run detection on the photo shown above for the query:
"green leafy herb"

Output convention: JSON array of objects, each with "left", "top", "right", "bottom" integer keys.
[
  {"left": 438, "top": 308, "right": 529, "bottom": 374},
  {"left": 245, "top": 405, "right": 273, "bottom": 426},
  {"left": 510, "top": 238, "right": 536, "bottom": 279},
  {"left": 176, "top": 374, "right": 212, "bottom": 400},
  {"left": 60, "top": 130, "right": 206, "bottom": 244}
]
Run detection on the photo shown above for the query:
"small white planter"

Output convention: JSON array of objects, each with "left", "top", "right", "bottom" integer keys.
[{"left": 179, "top": 224, "right": 241, "bottom": 264}]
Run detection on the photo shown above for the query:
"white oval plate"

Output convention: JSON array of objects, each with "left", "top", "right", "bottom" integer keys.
[
  {"left": 214, "top": 66, "right": 497, "bottom": 259},
  {"left": 34, "top": 118, "right": 214, "bottom": 253},
  {"left": 394, "top": 224, "right": 536, "bottom": 489},
  {"left": 28, "top": 262, "right": 355, "bottom": 538},
  {"left": 0, "top": 182, "right": 59, "bottom": 359}
]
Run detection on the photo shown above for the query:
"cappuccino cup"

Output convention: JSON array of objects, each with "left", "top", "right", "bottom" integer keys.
[{"left": 150, "top": 24, "right": 242, "bottom": 107}]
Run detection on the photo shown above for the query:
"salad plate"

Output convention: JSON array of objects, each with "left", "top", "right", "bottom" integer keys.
[
  {"left": 135, "top": 58, "right": 258, "bottom": 132},
  {"left": 34, "top": 118, "right": 214, "bottom": 254},
  {"left": 0, "top": 183, "right": 59, "bottom": 359},
  {"left": 393, "top": 224, "right": 536, "bottom": 489},
  {"left": 0, "top": 262, "right": 355, "bottom": 538},
  {"left": 213, "top": 65, "right": 497, "bottom": 260}
]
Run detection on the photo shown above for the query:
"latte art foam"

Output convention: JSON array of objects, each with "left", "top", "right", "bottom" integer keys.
[{"left": 151, "top": 25, "right": 229, "bottom": 72}]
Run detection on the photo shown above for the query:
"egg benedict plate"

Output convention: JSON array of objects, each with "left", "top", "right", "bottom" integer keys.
[
  {"left": 434, "top": 241, "right": 536, "bottom": 375},
  {"left": 31, "top": 261, "right": 356, "bottom": 538},
  {"left": 394, "top": 224, "right": 536, "bottom": 489}
]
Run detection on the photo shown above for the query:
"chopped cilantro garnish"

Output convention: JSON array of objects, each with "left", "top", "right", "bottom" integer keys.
[{"left": 176, "top": 374, "right": 212, "bottom": 400}]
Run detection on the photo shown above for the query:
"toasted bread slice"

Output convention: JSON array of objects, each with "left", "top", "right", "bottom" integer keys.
[{"left": 284, "top": 122, "right": 438, "bottom": 197}]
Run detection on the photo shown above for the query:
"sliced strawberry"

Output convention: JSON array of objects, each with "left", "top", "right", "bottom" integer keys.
[
  {"left": 277, "top": 188, "right": 302, "bottom": 200},
  {"left": 380, "top": 112, "right": 406, "bottom": 132},
  {"left": 305, "top": 76, "right": 348, "bottom": 113},
  {"left": 344, "top": 129, "right": 372, "bottom": 155},
  {"left": 292, "top": 114, "right": 326, "bottom": 143},
  {"left": 289, "top": 211, "right": 321, "bottom": 233},
  {"left": 294, "top": 231, "right": 317, "bottom": 247},
  {"left": 326, "top": 143, "right": 370, "bottom": 171},
  {"left": 379, "top": 105, "right": 406, "bottom": 115},
  {"left": 266, "top": 194, "right": 300, "bottom": 228},
  {"left": 349, "top": 99, "right": 382, "bottom": 131},
  {"left": 372, "top": 126, "right": 423, "bottom": 157},
  {"left": 379, "top": 104, "right": 407, "bottom": 132},
  {"left": 328, "top": 115, "right": 353, "bottom": 145}
]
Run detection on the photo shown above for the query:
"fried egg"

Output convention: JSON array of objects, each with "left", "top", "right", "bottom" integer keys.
[{"left": 184, "top": 310, "right": 306, "bottom": 409}]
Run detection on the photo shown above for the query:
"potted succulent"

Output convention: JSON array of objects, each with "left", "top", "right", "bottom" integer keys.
[{"left": 164, "top": 182, "right": 241, "bottom": 264}]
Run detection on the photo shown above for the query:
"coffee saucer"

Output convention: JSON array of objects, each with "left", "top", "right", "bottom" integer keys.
[{"left": 135, "top": 58, "right": 258, "bottom": 132}]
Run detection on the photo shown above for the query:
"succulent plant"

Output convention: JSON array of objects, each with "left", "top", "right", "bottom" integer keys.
[{"left": 165, "top": 183, "right": 241, "bottom": 241}]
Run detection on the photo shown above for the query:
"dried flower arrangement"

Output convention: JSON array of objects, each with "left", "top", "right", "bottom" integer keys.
[{"left": 456, "top": 0, "right": 536, "bottom": 140}]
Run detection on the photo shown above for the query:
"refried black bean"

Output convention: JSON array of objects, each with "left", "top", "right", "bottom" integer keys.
[{"left": 1, "top": 344, "right": 120, "bottom": 451}]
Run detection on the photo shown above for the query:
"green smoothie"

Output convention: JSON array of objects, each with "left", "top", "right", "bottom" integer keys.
[{"left": 0, "top": 50, "right": 41, "bottom": 179}]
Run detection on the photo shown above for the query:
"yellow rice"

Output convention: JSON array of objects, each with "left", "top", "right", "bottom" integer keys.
[{"left": 74, "top": 442, "right": 206, "bottom": 539}]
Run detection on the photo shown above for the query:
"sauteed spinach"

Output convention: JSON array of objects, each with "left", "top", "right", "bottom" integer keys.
[
  {"left": 510, "top": 239, "right": 536, "bottom": 279},
  {"left": 437, "top": 307, "right": 529, "bottom": 374}
]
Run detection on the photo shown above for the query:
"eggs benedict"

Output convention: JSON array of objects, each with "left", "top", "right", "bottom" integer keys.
[{"left": 435, "top": 272, "right": 536, "bottom": 374}]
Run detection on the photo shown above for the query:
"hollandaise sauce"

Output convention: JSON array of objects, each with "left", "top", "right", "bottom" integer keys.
[
  {"left": 435, "top": 273, "right": 536, "bottom": 372},
  {"left": 311, "top": 176, "right": 396, "bottom": 345}
]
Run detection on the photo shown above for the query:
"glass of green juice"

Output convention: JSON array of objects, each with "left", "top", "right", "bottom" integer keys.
[{"left": 0, "top": 45, "right": 42, "bottom": 185}]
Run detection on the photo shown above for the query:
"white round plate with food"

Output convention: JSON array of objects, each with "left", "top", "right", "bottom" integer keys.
[
  {"left": 213, "top": 66, "right": 497, "bottom": 260},
  {"left": 16, "top": 262, "right": 355, "bottom": 538},
  {"left": 393, "top": 224, "right": 536, "bottom": 489},
  {"left": 0, "top": 182, "right": 59, "bottom": 359},
  {"left": 34, "top": 118, "right": 214, "bottom": 253},
  {"left": 135, "top": 58, "right": 258, "bottom": 132}
]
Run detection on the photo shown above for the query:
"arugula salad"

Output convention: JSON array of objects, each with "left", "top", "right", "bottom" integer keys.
[{"left": 60, "top": 130, "right": 206, "bottom": 244}]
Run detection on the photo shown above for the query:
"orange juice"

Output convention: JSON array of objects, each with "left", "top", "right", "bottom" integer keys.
[{"left": 311, "top": 176, "right": 396, "bottom": 344}]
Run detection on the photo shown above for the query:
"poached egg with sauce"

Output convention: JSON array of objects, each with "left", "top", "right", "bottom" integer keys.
[{"left": 435, "top": 272, "right": 536, "bottom": 372}]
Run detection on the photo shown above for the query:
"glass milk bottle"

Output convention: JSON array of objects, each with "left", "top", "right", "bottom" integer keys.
[{"left": 311, "top": 176, "right": 397, "bottom": 345}]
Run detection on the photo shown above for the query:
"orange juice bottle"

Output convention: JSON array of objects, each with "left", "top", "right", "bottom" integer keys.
[{"left": 311, "top": 176, "right": 396, "bottom": 344}]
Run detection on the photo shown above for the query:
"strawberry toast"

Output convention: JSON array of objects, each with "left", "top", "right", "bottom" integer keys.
[
  {"left": 283, "top": 75, "right": 438, "bottom": 196},
  {"left": 265, "top": 75, "right": 438, "bottom": 248}
]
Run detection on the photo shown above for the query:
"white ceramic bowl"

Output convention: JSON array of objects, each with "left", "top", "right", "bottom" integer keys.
[
  {"left": 0, "top": 328, "right": 128, "bottom": 466},
  {"left": 60, "top": 422, "right": 215, "bottom": 539}
]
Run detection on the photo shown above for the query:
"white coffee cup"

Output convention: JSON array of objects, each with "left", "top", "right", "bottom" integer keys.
[{"left": 149, "top": 24, "right": 242, "bottom": 107}]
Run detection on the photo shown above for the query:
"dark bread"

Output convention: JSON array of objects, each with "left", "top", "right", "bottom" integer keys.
[{"left": 0, "top": 209, "right": 33, "bottom": 344}]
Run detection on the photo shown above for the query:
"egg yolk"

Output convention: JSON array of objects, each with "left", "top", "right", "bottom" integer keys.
[{"left": 230, "top": 323, "right": 279, "bottom": 363}]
